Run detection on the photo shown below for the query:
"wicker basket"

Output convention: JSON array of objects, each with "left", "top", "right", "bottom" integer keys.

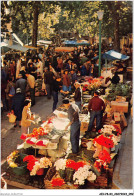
[{"left": 44, "top": 172, "right": 78, "bottom": 189}]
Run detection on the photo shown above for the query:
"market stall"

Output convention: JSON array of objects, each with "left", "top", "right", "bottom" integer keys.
[{"left": 1, "top": 76, "right": 132, "bottom": 189}]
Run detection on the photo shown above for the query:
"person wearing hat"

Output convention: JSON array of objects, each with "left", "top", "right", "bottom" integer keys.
[
  {"left": 84, "top": 91, "right": 105, "bottom": 139},
  {"left": 11, "top": 88, "right": 25, "bottom": 127},
  {"left": 63, "top": 99, "right": 80, "bottom": 154}
]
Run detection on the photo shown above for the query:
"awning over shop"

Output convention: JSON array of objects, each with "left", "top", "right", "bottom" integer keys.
[
  {"left": 2, "top": 44, "right": 29, "bottom": 52},
  {"left": 93, "top": 50, "right": 129, "bottom": 61}
]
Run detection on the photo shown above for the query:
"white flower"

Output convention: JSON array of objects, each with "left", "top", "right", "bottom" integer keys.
[
  {"left": 87, "top": 171, "right": 96, "bottom": 182},
  {"left": 30, "top": 162, "right": 40, "bottom": 176},
  {"left": 54, "top": 158, "right": 67, "bottom": 170},
  {"left": 73, "top": 165, "right": 92, "bottom": 185}
]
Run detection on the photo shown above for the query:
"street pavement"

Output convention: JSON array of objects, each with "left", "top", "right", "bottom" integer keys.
[{"left": 1, "top": 93, "right": 133, "bottom": 189}]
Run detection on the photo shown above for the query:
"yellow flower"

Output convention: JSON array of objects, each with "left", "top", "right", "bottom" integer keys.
[{"left": 9, "top": 162, "right": 18, "bottom": 168}]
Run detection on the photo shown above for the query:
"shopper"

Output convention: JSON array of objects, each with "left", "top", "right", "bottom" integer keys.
[
  {"left": 16, "top": 74, "right": 27, "bottom": 96},
  {"left": 21, "top": 99, "right": 35, "bottom": 134},
  {"left": 11, "top": 88, "right": 25, "bottom": 127},
  {"left": 84, "top": 91, "right": 105, "bottom": 139},
  {"left": 25, "top": 73, "right": 35, "bottom": 106},
  {"left": 5, "top": 77, "right": 15, "bottom": 111},
  {"left": 52, "top": 75, "right": 62, "bottom": 111},
  {"left": 44, "top": 67, "right": 54, "bottom": 99},
  {"left": 63, "top": 99, "right": 80, "bottom": 154},
  {"left": 74, "top": 82, "right": 82, "bottom": 111}
]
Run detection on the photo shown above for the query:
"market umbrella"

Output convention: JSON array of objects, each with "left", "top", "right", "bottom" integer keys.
[
  {"left": 92, "top": 50, "right": 129, "bottom": 61},
  {"left": 63, "top": 40, "right": 77, "bottom": 47},
  {"left": 92, "top": 50, "right": 129, "bottom": 70},
  {"left": 55, "top": 47, "right": 75, "bottom": 52}
]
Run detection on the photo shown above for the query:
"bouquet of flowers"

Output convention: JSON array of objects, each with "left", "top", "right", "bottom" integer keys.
[
  {"left": 93, "top": 134, "right": 114, "bottom": 149},
  {"left": 94, "top": 150, "right": 112, "bottom": 172},
  {"left": 23, "top": 155, "right": 52, "bottom": 176},
  {"left": 7, "top": 151, "right": 19, "bottom": 168},
  {"left": 51, "top": 178, "right": 65, "bottom": 187},
  {"left": 73, "top": 165, "right": 96, "bottom": 185}
]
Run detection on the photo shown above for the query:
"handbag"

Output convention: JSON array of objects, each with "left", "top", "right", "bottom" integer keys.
[
  {"left": 8, "top": 113, "right": 16, "bottom": 123},
  {"left": 9, "top": 86, "right": 15, "bottom": 97}
]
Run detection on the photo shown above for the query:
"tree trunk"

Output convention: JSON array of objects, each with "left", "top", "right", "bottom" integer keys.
[
  {"left": 32, "top": 2, "right": 39, "bottom": 47},
  {"left": 113, "top": 2, "right": 121, "bottom": 52},
  {"left": 113, "top": 10, "right": 120, "bottom": 51}
]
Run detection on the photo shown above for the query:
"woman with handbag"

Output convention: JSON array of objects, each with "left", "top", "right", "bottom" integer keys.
[
  {"left": 5, "top": 77, "right": 15, "bottom": 111},
  {"left": 11, "top": 88, "right": 25, "bottom": 127},
  {"left": 21, "top": 99, "right": 35, "bottom": 134}
]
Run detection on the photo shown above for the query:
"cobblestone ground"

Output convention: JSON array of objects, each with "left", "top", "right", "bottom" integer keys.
[{"left": 1, "top": 94, "right": 63, "bottom": 163}]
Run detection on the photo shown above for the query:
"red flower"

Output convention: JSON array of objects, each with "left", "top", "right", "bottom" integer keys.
[
  {"left": 23, "top": 155, "right": 38, "bottom": 171},
  {"left": 20, "top": 134, "right": 27, "bottom": 140},
  {"left": 47, "top": 119, "right": 52, "bottom": 124},
  {"left": 36, "top": 141, "right": 47, "bottom": 146},
  {"left": 26, "top": 139, "right": 36, "bottom": 145},
  {"left": 99, "top": 76, "right": 104, "bottom": 79},
  {"left": 93, "top": 135, "right": 114, "bottom": 149},
  {"left": 51, "top": 178, "right": 65, "bottom": 187},
  {"left": 82, "top": 87, "right": 86, "bottom": 92},
  {"left": 98, "top": 150, "right": 112, "bottom": 164},
  {"left": 113, "top": 125, "right": 122, "bottom": 135},
  {"left": 74, "top": 161, "right": 87, "bottom": 171},
  {"left": 66, "top": 159, "right": 76, "bottom": 170}
]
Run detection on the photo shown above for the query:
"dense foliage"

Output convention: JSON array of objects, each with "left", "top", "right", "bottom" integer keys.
[{"left": 1, "top": 1, "right": 132, "bottom": 48}]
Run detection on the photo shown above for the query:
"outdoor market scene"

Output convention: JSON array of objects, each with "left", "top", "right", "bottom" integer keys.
[{"left": 1, "top": 1, "right": 133, "bottom": 194}]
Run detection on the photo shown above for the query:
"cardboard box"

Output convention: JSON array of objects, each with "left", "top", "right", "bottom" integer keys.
[
  {"left": 116, "top": 96, "right": 126, "bottom": 102},
  {"left": 111, "top": 101, "right": 128, "bottom": 113},
  {"left": 114, "top": 112, "right": 121, "bottom": 122},
  {"left": 120, "top": 112, "right": 128, "bottom": 127}
]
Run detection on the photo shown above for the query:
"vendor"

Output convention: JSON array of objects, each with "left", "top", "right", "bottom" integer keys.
[
  {"left": 110, "top": 72, "right": 120, "bottom": 84},
  {"left": 63, "top": 98, "right": 80, "bottom": 155},
  {"left": 84, "top": 91, "right": 105, "bottom": 139}
]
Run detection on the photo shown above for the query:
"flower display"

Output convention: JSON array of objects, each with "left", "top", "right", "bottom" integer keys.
[
  {"left": 73, "top": 165, "right": 92, "bottom": 185},
  {"left": 98, "top": 125, "right": 122, "bottom": 136},
  {"left": 20, "top": 127, "right": 50, "bottom": 141},
  {"left": 36, "top": 140, "right": 49, "bottom": 147},
  {"left": 66, "top": 159, "right": 76, "bottom": 170},
  {"left": 98, "top": 125, "right": 116, "bottom": 135},
  {"left": 54, "top": 158, "right": 67, "bottom": 171},
  {"left": 23, "top": 155, "right": 52, "bottom": 176},
  {"left": 87, "top": 171, "right": 97, "bottom": 182},
  {"left": 94, "top": 150, "right": 112, "bottom": 172},
  {"left": 93, "top": 134, "right": 114, "bottom": 149},
  {"left": 7, "top": 151, "right": 19, "bottom": 168},
  {"left": 98, "top": 150, "right": 112, "bottom": 164},
  {"left": 23, "top": 155, "right": 38, "bottom": 171},
  {"left": 66, "top": 159, "right": 87, "bottom": 171},
  {"left": 51, "top": 178, "right": 65, "bottom": 187},
  {"left": 113, "top": 124, "right": 122, "bottom": 135}
]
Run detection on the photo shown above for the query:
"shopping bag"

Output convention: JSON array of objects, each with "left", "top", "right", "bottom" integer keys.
[{"left": 8, "top": 113, "right": 16, "bottom": 123}]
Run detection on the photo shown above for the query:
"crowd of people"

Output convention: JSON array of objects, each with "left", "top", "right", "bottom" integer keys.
[{"left": 1, "top": 43, "right": 132, "bottom": 138}]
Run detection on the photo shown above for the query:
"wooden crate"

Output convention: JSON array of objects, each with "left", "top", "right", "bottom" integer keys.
[
  {"left": 111, "top": 101, "right": 128, "bottom": 113},
  {"left": 120, "top": 113, "right": 128, "bottom": 127}
]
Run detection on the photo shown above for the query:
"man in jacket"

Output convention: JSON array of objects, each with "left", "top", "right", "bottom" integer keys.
[
  {"left": 84, "top": 91, "right": 105, "bottom": 139},
  {"left": 44, "top": 67, "right": 54, "bottom": 99}
]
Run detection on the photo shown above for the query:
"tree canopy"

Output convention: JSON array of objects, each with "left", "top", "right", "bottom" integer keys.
[{"left": 1, "top": 1, "right": 132, "bottom": 49}]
